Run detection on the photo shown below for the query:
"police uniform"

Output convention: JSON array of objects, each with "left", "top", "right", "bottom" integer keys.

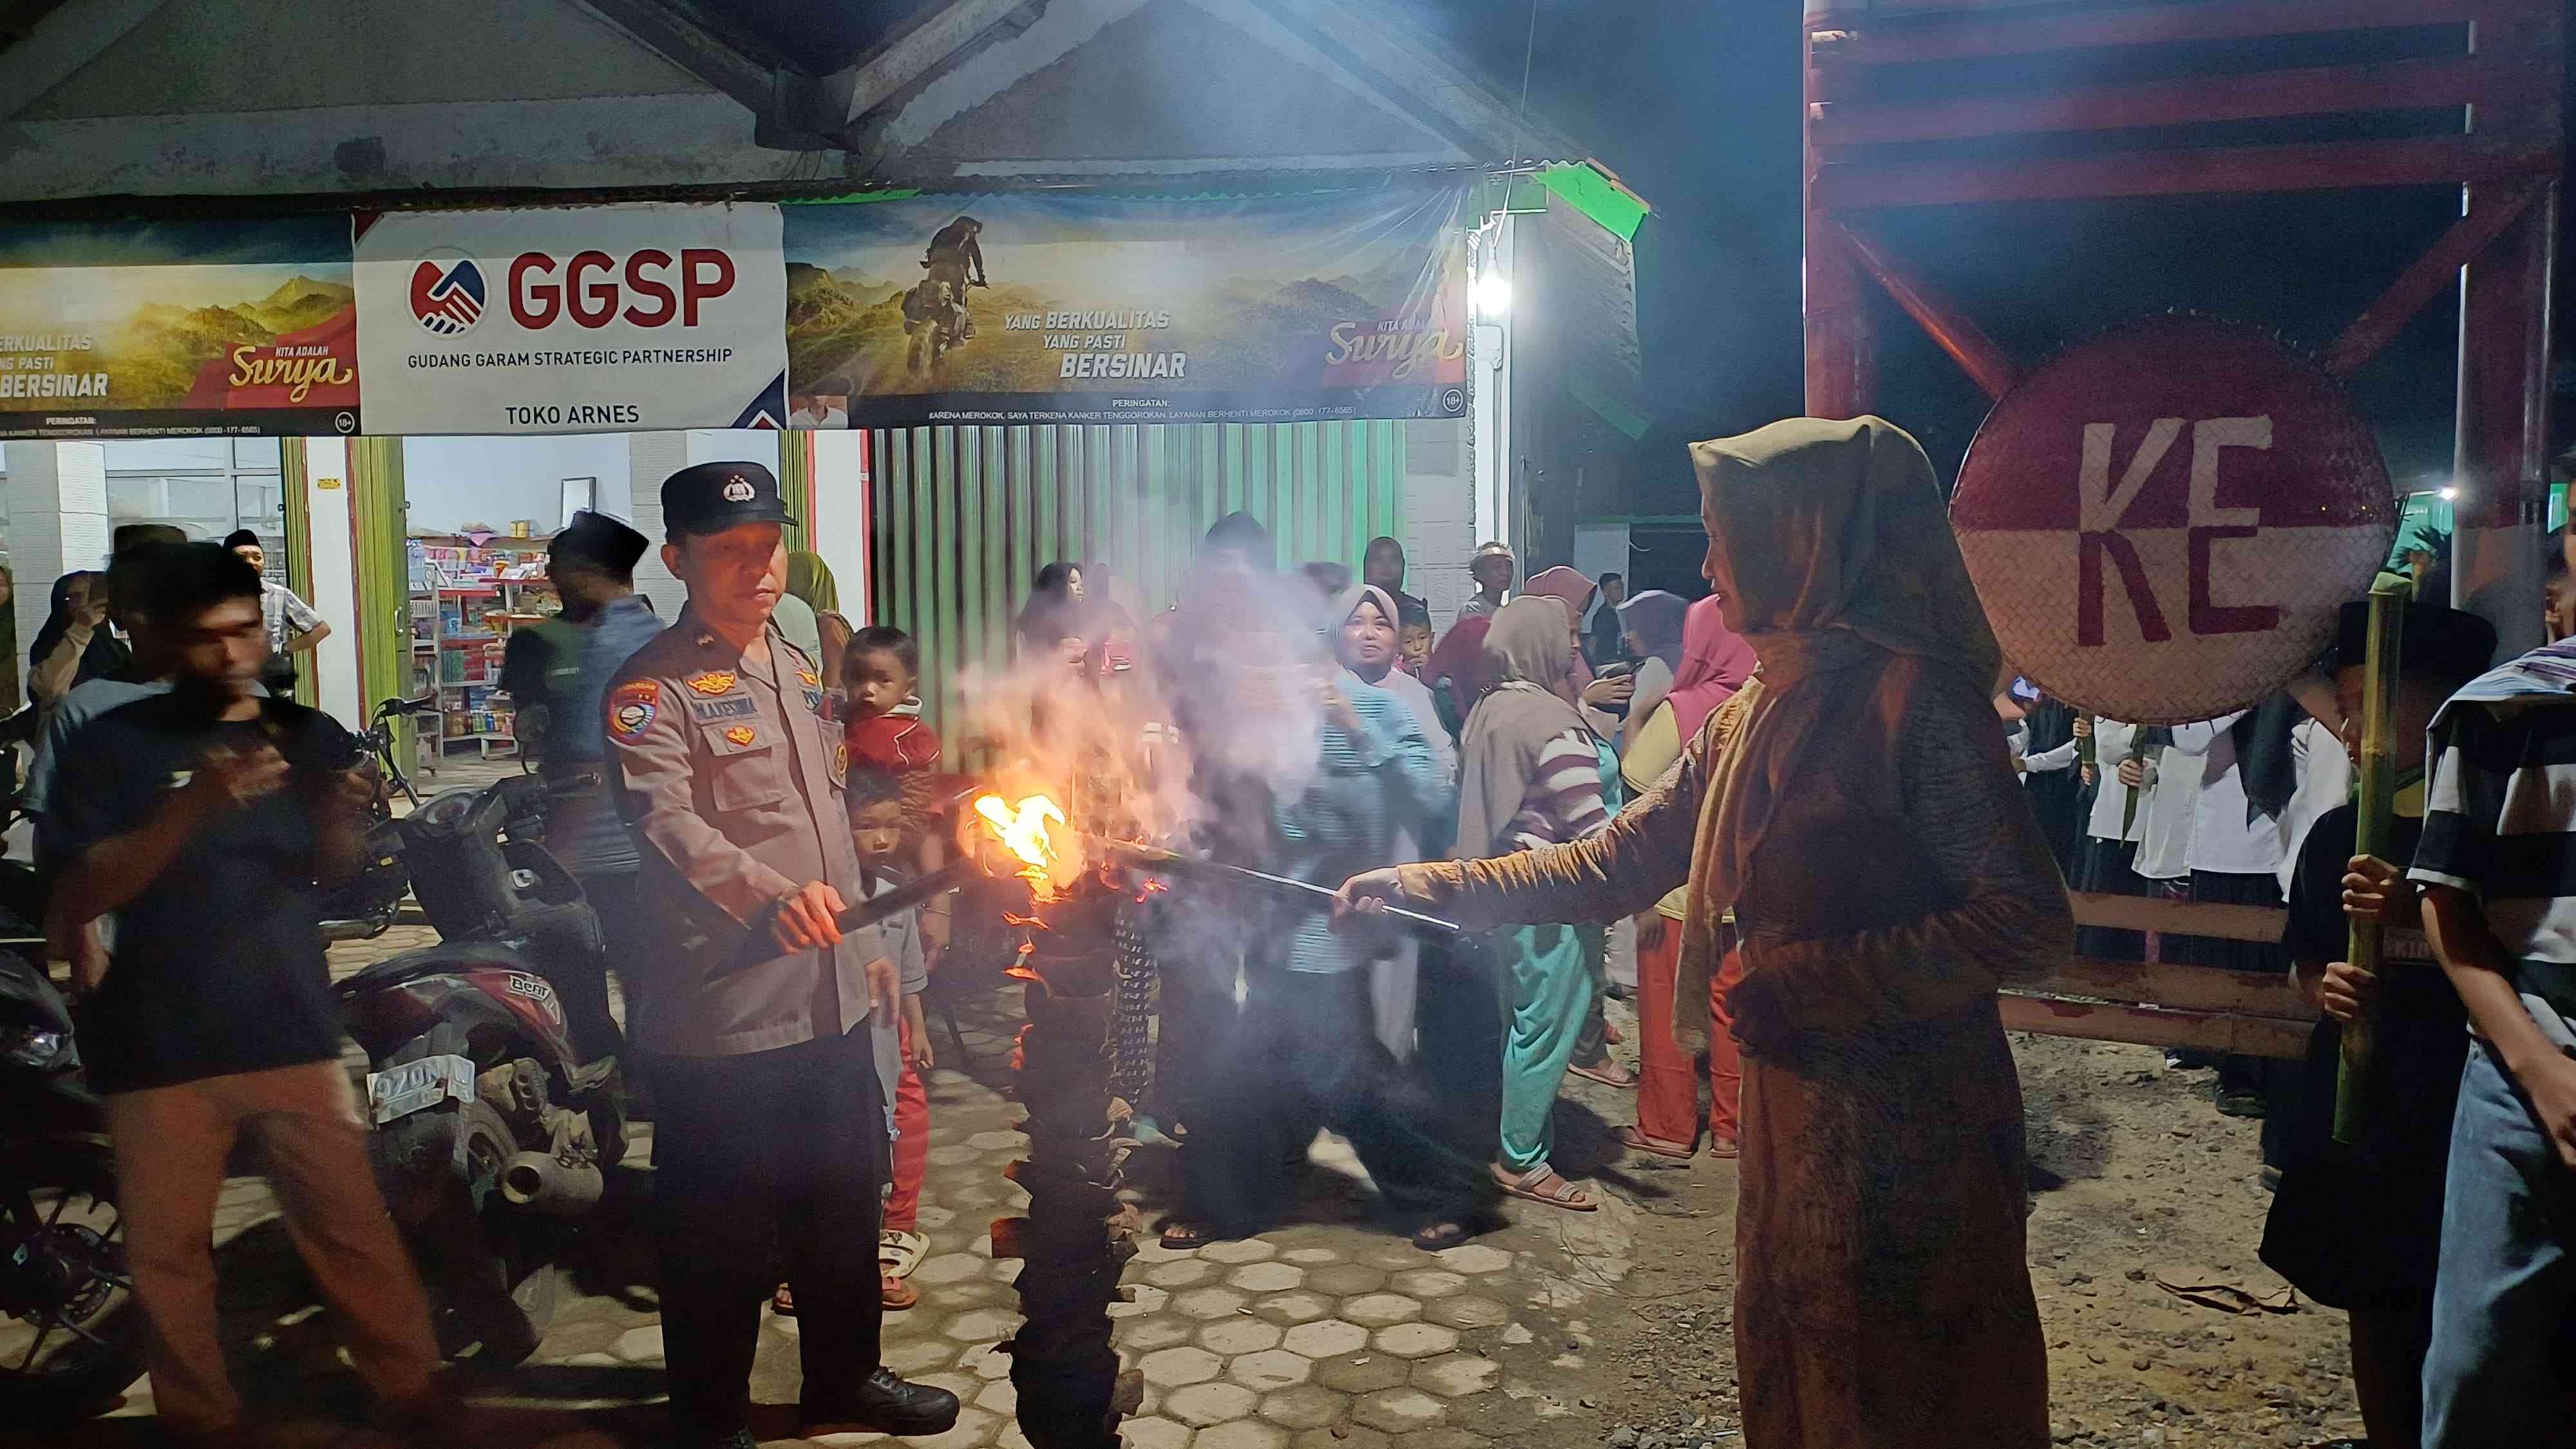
[{"left": 605, "top": 462, "right": 952, "bottom": 1446}]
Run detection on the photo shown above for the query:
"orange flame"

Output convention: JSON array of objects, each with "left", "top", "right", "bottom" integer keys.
[{"left": 974, "top": 792, "right": 1070, "bottom": 901}]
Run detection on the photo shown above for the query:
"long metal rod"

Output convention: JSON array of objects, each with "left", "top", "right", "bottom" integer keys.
[
  {"left": 834, "top": 857, "right": 983, "bottom": 933},
  {"left": 1088, "top": 837, "right": 1462, "bottom": 938}
]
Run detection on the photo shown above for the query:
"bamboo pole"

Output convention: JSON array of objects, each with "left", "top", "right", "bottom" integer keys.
[{"left": 2334, "top": 583, "right": 2406, "bottom": 1144}]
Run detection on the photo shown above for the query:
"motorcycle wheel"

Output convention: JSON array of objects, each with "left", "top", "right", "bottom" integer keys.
[
  {"left": 0, "top": 1138, "right": 140, "bottom": 1419},
  {"left": 426, "top": 1103, "right": 560, "bottom": 1365}
]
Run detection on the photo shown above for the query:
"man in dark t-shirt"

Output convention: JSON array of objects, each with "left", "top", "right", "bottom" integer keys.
[
  {"left": 2259, "top": 598, "right": 2494, "bottom": 1448},
  {"left": 50, "top": 544, "right": 439, "bottom": 1441}
]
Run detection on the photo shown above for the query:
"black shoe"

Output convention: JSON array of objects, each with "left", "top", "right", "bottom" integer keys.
[{"left": 804, "top": 1367, "right": 963, "bottom": 1437}]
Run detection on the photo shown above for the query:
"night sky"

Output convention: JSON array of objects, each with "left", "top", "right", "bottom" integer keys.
[{"left": 1406, "top": 1, "right": 2576, "bottom": 521}]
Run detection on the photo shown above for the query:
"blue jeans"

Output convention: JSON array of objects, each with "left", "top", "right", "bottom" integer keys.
[{"left": 2421, "top": 1040, "right": 2576, "bottom": 1448}]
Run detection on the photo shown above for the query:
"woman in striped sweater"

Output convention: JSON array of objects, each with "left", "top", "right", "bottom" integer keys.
[{"left": 1458, "top": 595, "right": 1616, "bottom": 1210}]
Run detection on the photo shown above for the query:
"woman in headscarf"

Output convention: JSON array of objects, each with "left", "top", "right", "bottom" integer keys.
[
  {"left": 1612, "top": 589, "right": 1691, "bottom": 751},
  {"left": 1455, "top": 595, "right": 1619, "bottom": 1210},
  {"left": 1334, "top": 585, "right": 1456, "bottom": 1065},
  {"left": 775, "top": 550, "right": 851, "bottom": 687},
  {"left": 28, "top": 571, "right": 128, "bottom": 731},
  {"left": 1613, "top": 596, "right": 1757, "bottom": 1160},
  {"left": 1341, "top": 417, "right": 2067, "bottom": 1448},
  {"left": 1174, "top": 584, "right": 1493, "bottom": 1249}
]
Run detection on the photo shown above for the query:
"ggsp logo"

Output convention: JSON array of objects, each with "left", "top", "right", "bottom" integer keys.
[
  {"left": 2078, "top": 415, "right": 2279, "bottom": 647},
  {"left": 507, "top": 249, "right": 737, "bottom": 330}
]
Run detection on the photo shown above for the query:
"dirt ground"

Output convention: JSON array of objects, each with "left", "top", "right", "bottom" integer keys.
[{"left": 1569, "top": 1029, "right": 2363, "bottom": 1448}]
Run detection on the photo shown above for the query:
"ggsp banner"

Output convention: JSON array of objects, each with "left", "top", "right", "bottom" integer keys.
[
  {"left": 354, "top": 203, "right": 789, "bottom": 436},
  {"left": 0, "top": 218, "right": 361, "bottom": 440},
  {"left": 781, "top": 188, "right": 1470, "bottom": 428}
]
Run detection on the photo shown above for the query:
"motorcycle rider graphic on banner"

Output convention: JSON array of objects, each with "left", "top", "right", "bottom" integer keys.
[{"left": 904, "top": 215, "right": 988, "bottom": 373}]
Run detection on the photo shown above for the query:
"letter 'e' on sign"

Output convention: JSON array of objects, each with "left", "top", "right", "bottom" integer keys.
[{"left": 1949, "top": 315, "right": 2395, "bottom": 724}]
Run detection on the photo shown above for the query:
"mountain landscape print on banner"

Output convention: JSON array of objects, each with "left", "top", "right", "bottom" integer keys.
[
  {"left": 781, "top": 191, "right": 1466, "bottom": 427},
  {"left": 0, "top": 217, "right": 359, "bottom": 437}
]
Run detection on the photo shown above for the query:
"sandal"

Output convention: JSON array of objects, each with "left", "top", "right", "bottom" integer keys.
[
  {"left": 1707, "top": 1137, "right": 1741, "bottom": 1160},
  {"left": 1412, "top": 1222, "right": 1472, "bottom": 1251},
  {"left": 881, "top": 1274, "right": 918, "bottom": 1311},
  {"left": 1159, "top": 1220, "right": 1215, "bottom": 1251},
  {"left": 879, "top": 1229, "right": 929, "bottom": 1280},
  {"left": 1615, "top": 1126, "right": 1694, "bottom": 1160},
  {"left": 1568, "top": 1060, "right": 1638, "bottom": 1090},
  {"left": 1491, "top": 1163, "right": 1597, "bottom": 1212}
]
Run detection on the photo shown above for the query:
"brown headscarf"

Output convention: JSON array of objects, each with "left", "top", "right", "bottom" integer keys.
[
  {"left": 1455, "top": 596, "right": 1591, "bottom": 858},
  {"left": 1676, "top": 416, "right": 2005, "bottom": 1036}
]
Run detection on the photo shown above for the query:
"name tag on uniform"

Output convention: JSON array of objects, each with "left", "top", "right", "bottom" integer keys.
[{"left": 693, "top": 696, "right": 759, "bottom": 721}]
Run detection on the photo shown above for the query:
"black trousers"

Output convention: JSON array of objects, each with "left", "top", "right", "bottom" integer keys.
[
  {"left": 1186, "top": 968, "right": 1496, "bottom": 1236},
  {"left": 646, "top": 1030, "right": 889, "bottom": 1441}
]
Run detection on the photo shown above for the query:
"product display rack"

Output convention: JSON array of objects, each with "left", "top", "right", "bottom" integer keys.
[{"left": 407, "top": 536, "right": 556, "bottom": 766}]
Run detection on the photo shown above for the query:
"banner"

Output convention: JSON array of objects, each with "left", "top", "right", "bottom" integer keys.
[
  {"left": 0, "top": 218, "right": 361, "bottom": 440},
  {"left": 355, "top": 203, "right": 787, "bottom": 436},
  {"left": 782, "top": 189, "right": 1469, "bottom": 428}
]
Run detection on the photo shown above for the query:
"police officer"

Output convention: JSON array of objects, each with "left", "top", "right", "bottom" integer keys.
[{"left": 605, "top": 462, "right": 960, "bottom": 1448}]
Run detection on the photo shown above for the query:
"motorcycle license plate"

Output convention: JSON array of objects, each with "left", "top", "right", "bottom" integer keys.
[{"left": 366, "top": 1054, "right": 478, "bottom": 1125}]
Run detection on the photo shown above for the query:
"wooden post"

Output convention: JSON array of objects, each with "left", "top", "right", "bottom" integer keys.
[
  {"left": 1805, "top": 7, "right": 1875, "bottom": 417},
  {"left": 2336, "top": 583, "right": 2405, "bottom": 1142}
]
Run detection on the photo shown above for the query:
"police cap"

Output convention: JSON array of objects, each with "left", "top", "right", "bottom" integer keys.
[{"left": 662, "top": 460, "right": 795, "bottom": 539}]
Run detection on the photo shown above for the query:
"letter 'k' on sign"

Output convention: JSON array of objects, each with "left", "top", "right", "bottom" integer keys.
[{"left": 1948, "top": 314, "right": 2395, "bottom": 725}]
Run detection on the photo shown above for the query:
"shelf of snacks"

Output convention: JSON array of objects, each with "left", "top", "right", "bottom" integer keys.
[{"left": 407, "top": 534, "right": 560, "bottom": 760}]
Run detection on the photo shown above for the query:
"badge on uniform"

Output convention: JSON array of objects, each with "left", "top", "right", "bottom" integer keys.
[
  {"left": 796, "top": 665, "right": 821, "bottom": 687},
  {"left": 725, "top": 724, "right": 759, "bottom": 747},
  {"left": 803, "top": 687, "right": 827, "bottom": 715},
  {"left": 608, "top": 681, "right": 659, "bottom": 743},
  {"left": 831, "top": 741, "right": 849, "bottom": 786},
  {"left": 693, "top": 696, "right": 759, "bottom": 721},
  {"left": 686, "top": 670, "right": 738, "bottom": 696}
]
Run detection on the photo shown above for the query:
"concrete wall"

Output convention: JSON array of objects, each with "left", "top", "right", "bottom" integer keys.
[
  {"left": 1401, "top": 419, "right": 1475, "bottom": 630},
  {"left": 2, "top": 440, "right": 111, "bottom": 663},
  {"left": 298, "top": 437, "right": 363, "bottom": 728}
]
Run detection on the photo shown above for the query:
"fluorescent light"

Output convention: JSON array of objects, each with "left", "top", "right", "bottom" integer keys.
[{"left": 1472, "top": 272, "right": 1511, "bottom": 318}]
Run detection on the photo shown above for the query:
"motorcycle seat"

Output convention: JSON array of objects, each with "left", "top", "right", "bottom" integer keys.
[{"left": 334, "top": 938, "right": 546, "bottom": 996}]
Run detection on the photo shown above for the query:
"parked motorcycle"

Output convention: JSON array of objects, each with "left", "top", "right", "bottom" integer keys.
[
  {"left": 314, "top": 697, "right": 439, "bottom": 942},
  {"left": 0, "top": 938, "right": 137, "bottom": 1418},
  {"left": 333, "top": 774, "right": 624, "bottom": 1365}
]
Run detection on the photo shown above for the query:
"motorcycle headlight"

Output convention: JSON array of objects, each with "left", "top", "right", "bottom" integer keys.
[{"left": 0, "top": 1023, "right": 66, "bottom": 1069}]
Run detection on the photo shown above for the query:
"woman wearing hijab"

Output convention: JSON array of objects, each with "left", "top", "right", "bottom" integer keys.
[
  {"left": 28, "top": 571, "right": 129, "bottom": 732},
  {"left": 1335, "top": 586, "right": 1455, "bottom": 1065},
  {"left": 1341, "top": 417, "right": 2066, "bottom": 1448},
  {"left": 1453, "top": 595, "right": 1618, "bottom": 1210},
  {"left": 1613, "top": 589, "right": 1691, "bottom": 751},
  {"left": 1174, "top": 585, "right": 1491, "bottom": 1248},
  {"left": 1613, "top": 597, "right": 1758, "bottom": 1160}
]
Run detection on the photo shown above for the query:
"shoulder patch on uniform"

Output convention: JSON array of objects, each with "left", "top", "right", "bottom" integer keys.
[
  {"left": 685, "top": 670, "right": 737, "bottom": 696},
  {"left": 724, "top": 724, "right": 758, "bottom": 747},
  {"left": 607, "top": 680, "right": 659, "bottom": 743}
]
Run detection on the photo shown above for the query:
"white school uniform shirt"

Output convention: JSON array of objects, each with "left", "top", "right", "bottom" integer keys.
[
  {"left": 2275, "top": 717, "right": 2355, "bottom": 897},
  {"left": 2085, "top": 719, "right": 2148, "bottom": 844},
  {"left": 2172, "top": 711, "right": 2291, "bottom": 878},
  {"left": 2135, "top": 741, "right": 2201, "bottom": 882}
]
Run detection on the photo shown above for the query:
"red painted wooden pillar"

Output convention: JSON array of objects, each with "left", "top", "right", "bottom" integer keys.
[{"left": 1804, "top": 7, "right": 1876, "bottom": 419}]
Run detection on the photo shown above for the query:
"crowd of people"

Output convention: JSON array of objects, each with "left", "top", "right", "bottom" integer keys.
[{"left": 19, "top": 419, "right": 2576, "bottom": 1449}]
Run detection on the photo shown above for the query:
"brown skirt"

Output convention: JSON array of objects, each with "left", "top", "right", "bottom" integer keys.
[{"left": 1734, "top": 997, "right": 2049, "bottom": 1449}]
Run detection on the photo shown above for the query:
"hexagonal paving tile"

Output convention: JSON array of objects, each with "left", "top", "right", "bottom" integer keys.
[
  {"left": 1338, "top": 1294, "right": 1421, "bottom": 1329},
  {"left": 1140, "top": 1345, "right": 1225, "bottom": 1388},
  {"left": 907, "top": 1405, "right": 1001, "bottom": 1449},
  {"left": 1170, "top": 1287, "right": 1251, "bottom": 1321},
  {"left": 927, "top": 1144, "right": 983, "bottom": 1167},
  {"left": 1355, "top": 1243, "right": 1434, "bottom": 1272},
  {"left": 1198, "top": 1237, "right": 1278, "bottom": 1265},
  {"left": 1280, "top": 1247, "right": 1340, "bottom": 1265},
  {"left": 1280, "top": 1319, "right": 1369, "bottom": 1359},
  {"left": 1193, "top": 1421, "right": 1289, "bottom": 1449},
  {"left": 612, "top": 1325, "right": 663, "bottom": 1361},
  {"left": 1227, "top": 1348, "right": 1312, "bottom": 1392},
  {"left": 925, "top": 1282, "right": 1009, "bottom": 1311},
  {"left": 1197, "top": 1318, "right": 1283, "bottom": 1356},
  {"left": 965, "top": 1129, "right": 1027, "bottom": 1152},
  {"left": 1304, "top": 1264, "right": 1387, "bottom": 1297},
  {"left": 883, "top": 1337, "right": 960, "bottom": 1376},
  {"left": 915, "top": 1253, "right": 989, "bottom": 1286},
  {"left": 1412, "top": 1352, "right": 1501, "bottom": 1397},
  {"left": 1350, "top": 1386, "right": 1448, "bottom": 1434},
  {"left": 1118, "top": 1316, "right": 1196, "bottom": 1352},
  {"left": 1109, "top": 1285, "right": 1171, "bottom": 1320},
  {"left": 974, "top": 1378, "right": 1018, "bottom": 1415},
  {"left": 1423, "top": 1294, "right": 1510, "bottom": 1330},
  {"left": 1256, "top": 1383, "right": 1350, "bottom": 1430},
  {"left": 1293, "top": 1428, "right": 1387, "bottom": 1449},
  {"left": 1372, "top": 1322, "right": 1460, "bottom": 1359},
  {"left": 1432, "top": 1243, "right": 1512, "bottom": 1276},
  {"left": 1311, "top": 1351, "right": 1410, "bottom": 1395},
  {"left": 946, "top": 1307, "right": 1023, "bottom": 1343},
  {"left": 973, "top": 1350, "right": 1013, "bottom": 1381},
  {"left": 1248, "top": 1291, "right": 1334, "bottom": 1327},
  {"left": 915, "top": 1205, "right": 958, "bottom": 1231},
  {"left": 1120, "top": 1416, "right": 1195, "bottom": 1449},
  {"left": 990, "top": 1259, "right": 1025, "bottom": 1284},
  {"left": 1388, "top": 1269, "right": 1468, "bottom": 1300},
  {"left": 1164, "top": 1381, "right": 1260, "bottom": 1428},
  {"left": 1144, "top": 1258, "right": 1218, "bottom": 1289},
  {"left": 1224, "top": 1262, "right": 1306, "bottom": 1294}
]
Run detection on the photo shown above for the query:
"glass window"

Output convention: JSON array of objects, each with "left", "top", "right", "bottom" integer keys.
[
  {"left": 231, "top": 438, "right": 281, "bottom": 469},
  {"left": 102, "top": 438, "right": 229, "bottom": 472}
]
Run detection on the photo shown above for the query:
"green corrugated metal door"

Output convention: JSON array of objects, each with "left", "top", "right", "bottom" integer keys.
[{"left": 867, "top": 420, "right": 1407, "bottom": 759}]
